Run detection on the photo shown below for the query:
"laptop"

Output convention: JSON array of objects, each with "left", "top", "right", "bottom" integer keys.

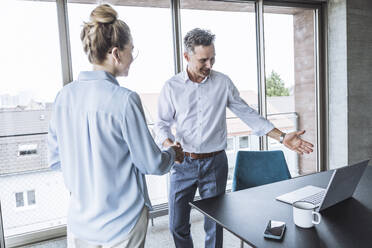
[{"left": 276, "top": 159, "right": 369, "bottom": 212}]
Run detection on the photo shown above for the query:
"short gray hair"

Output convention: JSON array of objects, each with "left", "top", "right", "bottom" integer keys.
[{"left": 184, "top": 28, "right": 215, "bottom": 54}]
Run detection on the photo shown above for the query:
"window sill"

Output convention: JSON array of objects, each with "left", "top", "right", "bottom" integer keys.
[{"left": 5, "top": 225, "right": 66, "bottom": 248}]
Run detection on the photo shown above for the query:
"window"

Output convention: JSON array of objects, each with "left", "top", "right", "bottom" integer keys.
[
  {"left": 239, "top": 136, "right": 249, "bottom": 149},
  {"left": 264, "top": 5, "right": 319, "bottom": 176},
  {"left": 27, "top": 190, "right": 36, "bottom": 206},
  {"left": 180, "top": 0, "right": 259, "bottom": 188},
  {"left": 18, "top": 144, "right": 38, "bottom": 156},
  {"left": 0, "top": 1, "right": 324, "bottom": 246},
  {"left": 15, "top": 193, "right": 24, "bottom": 208},
  {"left": 68, "top": 1, "right": 174, "bottom": 205},
  {"left": 68, "top": 2, "right": 174, "bottom": 95},
  {"left": 14, "top": 190, "right": 36, "bottom": 209},
  {"left": 0, "top": 0, "right": 66, "bottom": 239}
]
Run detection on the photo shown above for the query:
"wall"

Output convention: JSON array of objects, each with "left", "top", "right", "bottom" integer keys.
[
  {"left": 346, "top": 0, "right": 372, "bottom": 164},
  {"left": 328, "top": 0, "right": 372, "bottom": 169}
]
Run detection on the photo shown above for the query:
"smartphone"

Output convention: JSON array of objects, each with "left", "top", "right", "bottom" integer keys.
[{"left": 263, "top": 220, "right": 286, "bottom": 240}]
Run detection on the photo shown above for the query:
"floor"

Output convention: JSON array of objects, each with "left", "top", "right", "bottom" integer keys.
[{"left": 22, "top": 209, "right": 248, "bottom": 248}]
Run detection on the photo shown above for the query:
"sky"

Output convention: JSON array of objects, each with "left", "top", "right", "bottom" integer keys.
[{"left": 0, "top": 0, "right": 294, "bottom": 104}]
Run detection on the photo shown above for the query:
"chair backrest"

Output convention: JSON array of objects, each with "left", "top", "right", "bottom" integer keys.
[
  {"left": 232, "top": 150, "right": 291, "bottom": 191},
  {"left": 0, "top": 201, "right": 5, "bottom": 248}
]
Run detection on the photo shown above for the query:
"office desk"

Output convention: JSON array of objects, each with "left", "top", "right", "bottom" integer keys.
[{"left": 190, "top": 165, "right": 372, "bottom": 248}]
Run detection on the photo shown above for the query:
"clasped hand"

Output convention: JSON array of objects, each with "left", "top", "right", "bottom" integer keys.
[{"left": 171, "top": 142, "right": 184, "bottom": 164}]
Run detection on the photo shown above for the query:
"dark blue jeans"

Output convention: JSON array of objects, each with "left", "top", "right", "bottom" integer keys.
[{"left": 169, "top": 151, "right": 228, "bottom": 248}]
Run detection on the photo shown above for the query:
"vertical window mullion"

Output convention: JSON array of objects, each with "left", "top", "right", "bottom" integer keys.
[
  {"left": 255, "top": 0, "right": 268, "bottom": 151},
  {"left": 315, "top": 5, "right": 327, "bottom": 172},
  {"left": 170, "top": 0, "right": 183, "bottom": 74},
  {"left": 56, "top": 0, "right": 73, "bottom": 86}
]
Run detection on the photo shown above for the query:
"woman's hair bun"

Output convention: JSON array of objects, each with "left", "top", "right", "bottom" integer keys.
[
  {"left": 81, "top": 4, "right": 131, "bottom": 64},
  {"left": 90, "top": 4, "right": 118, "bottom": 24}
]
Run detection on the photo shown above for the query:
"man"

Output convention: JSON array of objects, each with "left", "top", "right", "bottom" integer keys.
[{"left": 154, "top": 28, "right": 313, "bottom": 248}]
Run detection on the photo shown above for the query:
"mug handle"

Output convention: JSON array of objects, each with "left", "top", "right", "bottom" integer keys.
[{"left": 312, "top": 211, "right": 322, "bottom": 225}]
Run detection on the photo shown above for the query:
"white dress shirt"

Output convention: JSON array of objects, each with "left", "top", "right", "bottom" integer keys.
[{"left": 154, "top": 70, "right": 274, "bottom": 153}]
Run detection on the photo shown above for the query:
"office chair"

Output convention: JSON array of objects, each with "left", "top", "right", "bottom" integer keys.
[
  {"left": 232, "top": 150, "right": 291, "bottom": 192},
  {"left": 231, "top": 150, "right": 291, "bottom": 248}
]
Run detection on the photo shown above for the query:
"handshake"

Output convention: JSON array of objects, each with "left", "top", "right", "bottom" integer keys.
[{"left": 163, "top": 138, "right": 184, "bottom": 164}]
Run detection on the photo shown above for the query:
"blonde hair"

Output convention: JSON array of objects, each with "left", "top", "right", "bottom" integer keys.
[{"left": 81, "top": 4, "right": 131, "bottom": 64}]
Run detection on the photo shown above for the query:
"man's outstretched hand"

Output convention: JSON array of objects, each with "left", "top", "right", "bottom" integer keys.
[{"left": 283, "top": 130, "right": 314, "bottom": 155}]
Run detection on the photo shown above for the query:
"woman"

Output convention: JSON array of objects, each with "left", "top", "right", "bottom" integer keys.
[{"left": 48, "top": 4, "right": 183, "bottom": 248}]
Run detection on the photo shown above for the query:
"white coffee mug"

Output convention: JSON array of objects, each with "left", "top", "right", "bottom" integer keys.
[{"left": 293, "top": 201, "right": 321, "bottom": 228}]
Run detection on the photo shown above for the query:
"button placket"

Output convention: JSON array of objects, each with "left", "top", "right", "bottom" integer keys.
[{"left": 198, "top": 85, "right": 203, "bottom": 151}]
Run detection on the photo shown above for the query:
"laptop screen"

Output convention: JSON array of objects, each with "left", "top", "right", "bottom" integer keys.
[{"left": 318, "top": 159, "right": 369, "bottom": 211}]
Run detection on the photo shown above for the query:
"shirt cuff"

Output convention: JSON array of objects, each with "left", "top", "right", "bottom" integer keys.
[
  {"left": 156, "top": 133, "right": 175, "bottom": 149},
  {"left": 253, "top": 122, "right": 275, "bottom": 136}
]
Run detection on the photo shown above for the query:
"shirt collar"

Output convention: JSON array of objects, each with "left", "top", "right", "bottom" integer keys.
[
  {"left": 78, "top": 71, "right": 119, "bottom": 86},
  {"left": 182, "top": 67, "right": 211, "bottom": 84}
]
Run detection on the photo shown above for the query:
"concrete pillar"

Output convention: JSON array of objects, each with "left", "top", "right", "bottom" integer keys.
[
  {"left": 328, "top": 0, "right": 348, "bottom": 169},
  {"left": 347, "top": 0, "right": 372, "bottom": 164},
  {"left": 328, "top": 0, "right": 372, "bottom": 169}
]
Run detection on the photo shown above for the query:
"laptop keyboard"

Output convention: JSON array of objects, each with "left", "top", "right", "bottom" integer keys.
[{"left": 301, "top": 190, "right": 326, "bottom": 206}]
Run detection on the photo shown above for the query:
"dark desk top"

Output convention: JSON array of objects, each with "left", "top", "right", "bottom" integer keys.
[{"left": 190, "top": 165, "right": 372, "bottom": 248}]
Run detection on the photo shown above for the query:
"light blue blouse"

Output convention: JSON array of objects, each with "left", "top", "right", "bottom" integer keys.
[{"left": 48, "top": 70, "right": 175, "bottom": 245}]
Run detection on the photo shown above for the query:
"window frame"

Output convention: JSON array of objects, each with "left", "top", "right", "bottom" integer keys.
[{"left": 2, "top": 0, "right": 327, "bottom": 246}]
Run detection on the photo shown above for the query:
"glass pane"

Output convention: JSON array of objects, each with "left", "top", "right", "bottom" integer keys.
[
  {"left": 180, "top": 0, "right": 258, "bottom": 189},
  {"left": 68, "top": 1, "right": 173, "bottom": 205},
  {"left": 264, "top": 6, "right": 318, "bottom": 176},
  {"left": 27, "top": 190, "right": 36, "bottom": 206},
  {"left": 15, "top": 193, "right": 24, "bottom": 208},
  {"left": 0, "top": 0, "right": 66, "bottom": 238}
]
